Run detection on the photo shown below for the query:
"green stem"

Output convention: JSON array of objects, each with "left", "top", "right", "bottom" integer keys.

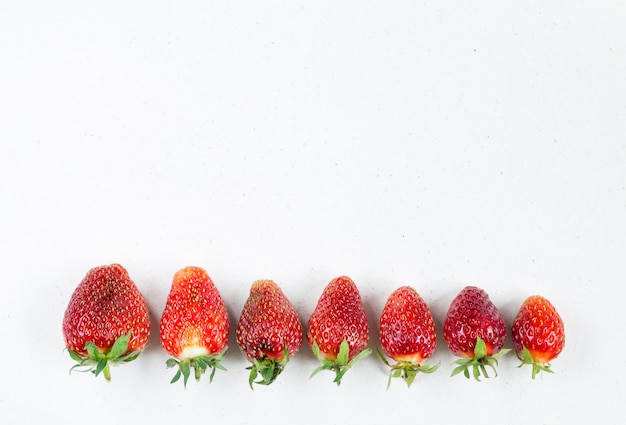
[{"left": 103, "top": 363, "right": 111, "bottom": 382}]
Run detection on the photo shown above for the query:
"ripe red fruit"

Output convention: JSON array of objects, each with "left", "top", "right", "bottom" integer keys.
[
  {"left": 378, "top": 286, "right": 439, "bottom": 388},
  {"left": 307, "top": 275, "right": 371, "bottom": 385},
  {"left": 443, "top": 285, "right": 510, "bottom": 381},
  {"left": 511, "top": 295, "right": 565, "bottom": 379},
  {"left": 62, "top": 264, "right": 151, "bottom": 381},
  {"left": 236, "top": 279, "right": 303, "bottom": 388},
  {"left": 159, "top": 266, "right": 229, "bottom": 387}
]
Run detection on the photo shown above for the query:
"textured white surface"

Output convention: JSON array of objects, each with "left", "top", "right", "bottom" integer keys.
[{"left": 1, "top": 1, "right": 625, "bottom": 423}]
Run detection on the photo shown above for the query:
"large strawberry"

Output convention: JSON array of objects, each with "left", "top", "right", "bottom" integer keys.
[
  {"left": 511, "top": 295, "right": 565, "bottom": 379},
  {"left": 62, "top": 264, "right": 151, "bottom": 381},
  {"left": 236, "top": 279, "right": 303, "bottom": 388},
  {"left": 443, "top": 285, "right": 510, "bottom": 381},
  {"left": 307, "top": 275, "right": 371, "bottom": 385},
  {"left": 378, "top": 286, "right": 439, "bottom": 388},
  {"left": 159, "top": 266, "right": 229, "bottom": 387}
]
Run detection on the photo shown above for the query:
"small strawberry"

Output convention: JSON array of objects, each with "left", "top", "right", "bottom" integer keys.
[
  {"left": 378, "top": 286, "right": 439, "bottom": 388},
  {"left": 236, "top": 279, "right": 303, "bottom": 388},
  {"left": 307, "top": 275, "right": 371, "bottom": 385},
  {"left": 511, "top": 295, "right": 565, "bottom": 379},
  {"left": 62, "top": 264, "right": 151, "bottom": 381},
  {"left": 159, "top": 266, "right": 229, "bottom": 387},
  {"left": 443, "top": 285, "right": 510, "bottom": 381}
]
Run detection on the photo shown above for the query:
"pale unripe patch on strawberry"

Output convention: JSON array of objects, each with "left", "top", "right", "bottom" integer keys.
[
  {"left": 313, "top": 343, "right": 337, "bottom": 361},
  {"left": 178, "top": 344, "right": 210, "bottom": 360},
  {"left": 392, "top": 352, "right": 427, "bottom": 364}
]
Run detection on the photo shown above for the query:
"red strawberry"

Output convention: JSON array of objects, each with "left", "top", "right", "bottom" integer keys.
[
  {"left": 443, "top": 285, "right": 510, "bottom": 381},
  {"left": 62, "top": 264, "right": 151, "bottom": 381},
  {"left": 307, "top": 275, "right": 371, "bottom": 385},
  {"left": 236, "top": 279, "right": 303, "bottom": 388},
  {"left": 511, "top": 295, "right": 565, "bottom": 378},
  {"left": 159, "top": 266, "right": 229, "bottom": 387},
  {"left": 378, "top": 286, "right": 439, "bottom": 388}
]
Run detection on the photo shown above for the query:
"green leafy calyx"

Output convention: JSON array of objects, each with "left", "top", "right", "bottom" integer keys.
[
  {"left": 67, "top": 331, "right": 142, "bottom": 382},
  {"left": 450, "top": 336, "right": 511, "bottom": 382},
  {"left": 516, "top": 347, "right": 555, "bottom": 379},
  {"left": 377, "top": 348, "right": 439, "bottom": 389},
  {"left": 166, "top": 347, "right": 228, "bottom": 388},
  {"left": 310, "top": 339, "right": 371, "bottom": 386},
  {"left": 246, "top": 348, "right": 290, "bottom": 389}
]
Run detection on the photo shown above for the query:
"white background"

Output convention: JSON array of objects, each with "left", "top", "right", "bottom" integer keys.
[{"left": 1, "top": 1, "right": 625, "bottom": 423}]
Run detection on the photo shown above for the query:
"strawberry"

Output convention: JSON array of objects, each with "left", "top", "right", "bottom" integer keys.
[
  {"left": 377, "top": 286, "right": 439, "bottom": 388},
  {"left": 307, "top": 275, "right": 371, "bottom": 385},
  {"left": 62, "top": 264, "right": 151, "bottom": 381},
  {"left": 443, "top": 285, "right": 510, "bottom": 381},
  {"left": 511, "top": 295, "right": 565, "bottom": 379},
  {"left": 236, "top": 279, "right": 303, "bottom": 388},
  {"left": 159, "top": 266, "right": 229, "bottom": 387}
]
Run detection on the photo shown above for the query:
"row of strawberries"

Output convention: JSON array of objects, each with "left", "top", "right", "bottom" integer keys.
[{"left": 62, "top": 264, "right": 565, "bottom": 388}]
